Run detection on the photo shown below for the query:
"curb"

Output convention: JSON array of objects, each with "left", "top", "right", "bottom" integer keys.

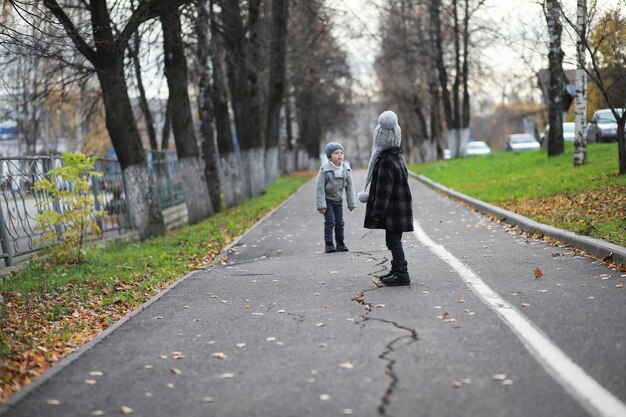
[{"left": 410, "top": 172, "right": 626, "bottom": 266}]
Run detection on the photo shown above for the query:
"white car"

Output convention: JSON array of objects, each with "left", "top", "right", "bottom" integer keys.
[
  {"left": 562, "top": 122, "right": 575, "bottom": 142},
  {"left": 465, "top": 141, "right": 491, "bottom": 156},
  {"left": 506, "top": 133, "right": 540, "bottom": 152}
]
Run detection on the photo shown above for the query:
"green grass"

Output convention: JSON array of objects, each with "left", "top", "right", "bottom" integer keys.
[
  {"left": 0, "top": 174, "right": 311, "bottom": 304},
  {"left": 408, "top": 142, "right": 626, "bottom": 248},
  {"left": 409, "top": 142, "right": 623, "bottom": 202}
]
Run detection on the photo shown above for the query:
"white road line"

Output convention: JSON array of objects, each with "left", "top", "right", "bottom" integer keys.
[{"left": 413, "top": 220, "right": 626, "bottom": 417}]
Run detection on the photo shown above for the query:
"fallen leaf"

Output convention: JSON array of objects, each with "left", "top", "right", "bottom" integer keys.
[
  {"left": 84, "top": 379, "right": 97, "bottom": 385},
  {"left": 492, "top": 374, "right": 507, "bottom": 381},
  {"left": 616, "top": 284, "right": 624, "bottom": 289},
  {"left": 534, "top": 267, "right": 543, "bottom": 279},
  {"left": 277, "top": 309, "right": 286, "bottom": 313},
  {"left": 460, "top": 378, "right": 471, "bottom": 384},
  {"left": 451, "top": 380, "right": 463, "bottom": 388},
  {"left": 235, "top": 343, "right": 247, "bottom": 348},
  {"left": 442, "top": 311, "right": 449, "bottom": 318},
  {"left": 89, "top": 371, "right": 103, "bottom": 376},
  {"left": 170, "top": 368, "right": 181, "bottom": 374},
  {"left": 319, "top": 394, "right": 330, "bottom": 400},
  {"left": 217, "top": 373, "right": 234, "bottom": 379},
  {"left": 120, "top": 405, "right": 133, "bottom": 414},
  {"left": 343, "top": 409, "right": 354, "bottom": 415},
  {"left": 154, "top": 316, "right": 164, "bottom": 320},
  {"left": 319, "top": 343, "right": 327, "bottom": 348},
  {"left": 521, "top": 303, "right": 530, "bottom": 308},
  {"left": 91, "top": 411, "right": 105, "bottom": 416},
  {"left": 201, "top": 397, "right": 215, "bottom": 403},
  {"left": 166, "top": 383, "right": 174, "bottom": 388},
  {"left": 46, "top": 399, "right": 60, "bottom": 405},
  {"left": 375, "top": 304, "right": 385, "bottom": 308},
  {"left": 502, "top": 379, "right": 514, "bottom": 386},
  {"left": 315, "top": 323, "right": 325, "bottom": 327},
  {"left": 339, "top": 362, "right": 354, "bottom": 369},
  {"left": 212, "top": 353, "right": 227, "bottom": 359}
]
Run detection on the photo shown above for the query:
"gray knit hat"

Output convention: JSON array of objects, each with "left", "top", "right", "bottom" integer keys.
[
  {"left": 324, "top": 141, "right": 344, "bottom": 158},
  {"left": 358, "top": 110, "right": 401, "bottom": 203}
]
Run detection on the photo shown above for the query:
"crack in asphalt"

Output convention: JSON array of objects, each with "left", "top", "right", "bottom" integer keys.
[{"left": 352, "top": 252, "right": 419, "bottom": 417}]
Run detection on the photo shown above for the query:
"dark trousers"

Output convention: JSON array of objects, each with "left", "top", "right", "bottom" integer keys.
[
  {"left": 385, "top": 230, "right": 405, "bottom": 261},
  {"left": 324, "top": 199, "right": 344, "bottom": 244}
]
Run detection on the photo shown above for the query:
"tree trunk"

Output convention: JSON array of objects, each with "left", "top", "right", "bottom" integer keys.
[
  {"left": 573, "top": 0, "right": 587, "bottom": 167},
  {"left": 130, "top": 33, "right": 158, "bottom": 151},
  {"left": 96, "top": 61, "right": 165, "bottom": 240},
  {"left": 161, "top": 96, "right": 171, "bottom": 150},
  {"left": 462, "top": 0, "right": 471, "bottom": 129},
  {"left": 545, "top": 0, "right": 565, "bottom": 157},
  {"left": 160, "top": 2, "right": 213, "bottom": 224},
  {"left": 264, "top": 0, "right": 289, "bottom": 186},
  {"left": 195, "top": 1, "right": 222, "bottom": 214},
  {"left": 211, "top": 0, "right": 242, "bottom": 207},
  {"left": 618, "top": 120, "right": 626, "bottom": 174},
  {"left": 219, "top": 0, "right": 265, "bottom": 198}
]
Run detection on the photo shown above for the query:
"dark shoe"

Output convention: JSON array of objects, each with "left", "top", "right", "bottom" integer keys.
[
  {"left": 336, "top": 242, "right": 349, "bottom": 252},
  {"left": 325, "top": 243, "right": 336, "bottom": 253},
  {"left": 381, "top": 271, "right": 411, "bottom": 286}
]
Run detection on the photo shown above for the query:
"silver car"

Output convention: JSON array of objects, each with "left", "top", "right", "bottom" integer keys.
[
  {"left": 505, "top": 133, "right": 540, "bottom": 152},
  {"left": 586, "top": 108, "right": 624, "bottom": 143}
]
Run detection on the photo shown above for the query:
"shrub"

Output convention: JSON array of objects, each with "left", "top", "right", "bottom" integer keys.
[{"left": 34, "top": 153, "right": 105, "bottom": 264}]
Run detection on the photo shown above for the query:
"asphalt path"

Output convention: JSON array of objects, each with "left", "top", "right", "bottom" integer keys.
[{"left": 2, "top": 171, "right": 625, "bottom": 417}]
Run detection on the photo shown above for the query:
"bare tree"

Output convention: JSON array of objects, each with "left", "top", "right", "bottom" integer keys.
[
  {"left": 561, "top": 1, "right": 626, "bottom": 174},
  {"left": 216, "top": 0, "right": 265, "bottom": 198},
  {"left": 264, "top": 0, "right": 289, "bottom": 185},
  {"left": 288, "top": 0, "right": 352, "bottom": 166},
  {"left": 543, "top": 0, "right": 566, "bottom": 157},
  {"left": 157, "top": 1, "right": 214, "bottom": 224},
  {"left": 19, "top": 0, "right": 168, "bottom": 239},
  {"left": 194, "top": 0, "right": 222, "bottom": 214}
]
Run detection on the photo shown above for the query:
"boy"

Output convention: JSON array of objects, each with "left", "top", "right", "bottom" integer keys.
[{"left": 316, "top": 142, "right": 356, "bottom": 253}]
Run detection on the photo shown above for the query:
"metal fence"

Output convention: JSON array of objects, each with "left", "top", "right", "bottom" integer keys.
[{"left": 0, "top": 150, "right": 185, "bottom": 267}]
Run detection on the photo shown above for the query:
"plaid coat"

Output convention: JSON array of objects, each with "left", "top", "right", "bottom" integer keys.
[{"left": 364, "top": 147, "right": 414, "bottom": 232}]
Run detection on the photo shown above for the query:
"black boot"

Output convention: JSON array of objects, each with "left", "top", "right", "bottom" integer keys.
[
  {"left": 381, "top": 260, "right": 410, "bottom": 286},
  {"left": 325, "top": 242, "right": 336, "bottom": 253},
  {"left": 378, "top": 262, "right": 399, "bottom": 280},
  {"left": 336, "top": 241, "right": 349, "bottom": 252}
]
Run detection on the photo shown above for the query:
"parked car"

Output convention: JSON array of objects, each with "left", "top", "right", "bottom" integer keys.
[
  {"left": 586, "top": 108, "right": 624, "bottom": 143},
  {"left": 563, "top": 122, "right": 575, "bottom": 141},
  {"left": 505, "top": 133, "right": 540, "bottom": 152},
  {"left": 539, "top": 122, "right": 575, "bottom": 144},
  {"left": 465, "top": 140, "right": 491, "bottom": 156}
]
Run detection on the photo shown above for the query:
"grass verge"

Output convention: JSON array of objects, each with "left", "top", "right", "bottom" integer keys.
[
  {"left": 0, "top": 173, "right": 312, "bottom": 403},
  {"left": 408, "top": 142, "right": 626, "bottom": 248}
]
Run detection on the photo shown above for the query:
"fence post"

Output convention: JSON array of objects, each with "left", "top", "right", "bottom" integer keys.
[{"left": 0, "top": 201, "right": 13, "bottom": 267}]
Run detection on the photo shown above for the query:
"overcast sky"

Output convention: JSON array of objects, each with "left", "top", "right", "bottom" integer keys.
[{"left": 328, "top": 0, "right": 623, "bottom": 101}]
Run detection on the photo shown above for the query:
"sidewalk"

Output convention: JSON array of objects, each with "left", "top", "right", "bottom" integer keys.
[{"left": 2, "top": 171, "right": 625, "bottom": 417}]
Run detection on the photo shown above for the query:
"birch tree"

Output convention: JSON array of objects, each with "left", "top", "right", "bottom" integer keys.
[{"left": 573, "top": 0, "right": 587, "bottom": 166}]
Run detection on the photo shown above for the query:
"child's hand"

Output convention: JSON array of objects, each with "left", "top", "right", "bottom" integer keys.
[{"left": 318, "top": 208, "right": 326, "bottom": 215}]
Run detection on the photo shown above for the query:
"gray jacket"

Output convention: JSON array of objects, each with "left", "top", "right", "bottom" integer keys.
[{"left": 315, "top": 161, "right": 356, "bottom": 210}]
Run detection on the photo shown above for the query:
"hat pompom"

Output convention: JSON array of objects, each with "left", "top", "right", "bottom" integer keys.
[
  {"left": 358, "top": 191, "right": 369, "bottom": 203},
  {"left": 378, "top": 110, "right": 398, "bottom": 130}
]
